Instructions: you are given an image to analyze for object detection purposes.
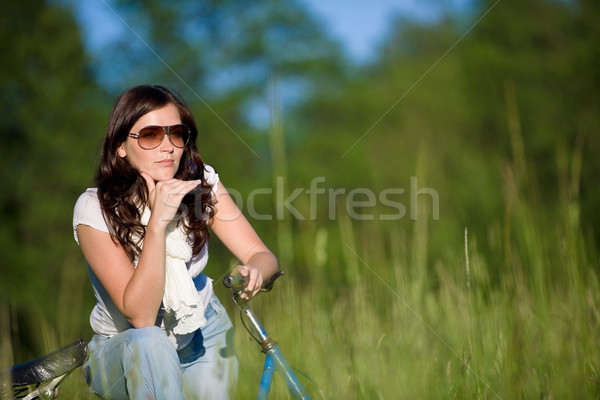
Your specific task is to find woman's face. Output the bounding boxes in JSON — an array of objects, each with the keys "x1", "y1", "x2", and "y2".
[{"x1": 117, "y1": 103, "x2": 185, "y2": 182}]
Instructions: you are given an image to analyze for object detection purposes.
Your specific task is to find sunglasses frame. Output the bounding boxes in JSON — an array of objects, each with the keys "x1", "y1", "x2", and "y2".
[{"x1": 128, "y1": 124, "x2": 191, "y2": 150}]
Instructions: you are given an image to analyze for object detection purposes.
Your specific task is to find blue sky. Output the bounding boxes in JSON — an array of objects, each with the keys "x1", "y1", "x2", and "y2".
[
  {"x1": 74, "y1": 0, "x2": 472, "y2": 63},
  {"x1": 299, "y1": 0, "x2": 472, "y2": 60}
]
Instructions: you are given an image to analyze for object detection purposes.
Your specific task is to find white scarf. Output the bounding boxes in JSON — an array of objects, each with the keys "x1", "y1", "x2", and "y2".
[{"x1": 140, "y1": 208, "x2": 206, "y2": 335}]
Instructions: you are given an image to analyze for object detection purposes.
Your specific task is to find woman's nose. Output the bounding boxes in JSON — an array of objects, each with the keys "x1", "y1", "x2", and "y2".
[{"x1": 160, "y1": 136, "x2": 174, "y2": 152}]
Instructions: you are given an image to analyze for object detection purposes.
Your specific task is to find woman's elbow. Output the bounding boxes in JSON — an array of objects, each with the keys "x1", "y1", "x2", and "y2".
[{"x1": 125, "y1": 307, "x2": 159, "y2": 328}]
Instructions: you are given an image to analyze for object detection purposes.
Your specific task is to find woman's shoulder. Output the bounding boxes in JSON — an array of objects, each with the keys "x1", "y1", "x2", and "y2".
[
  {"x1": 77, "y1": 187, "x2": 99, "y2": 198},
  {"x1": 73, "y1": 188, "x2": 108, "y2": 243},
  {"x1": 203, "y1": 164, "x2": 220, "y2": 193},
  {"x1": 74, "y1": 188, "x2": 100, "y2": 211},
  {"x1": 203, "y1": 164, "x2": 218, "y2": 182}
]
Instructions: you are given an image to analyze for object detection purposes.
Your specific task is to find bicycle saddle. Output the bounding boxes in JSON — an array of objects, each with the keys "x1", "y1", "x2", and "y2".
[{"x1": 1, "y1": 339, "x2": 87, "y2": 390}]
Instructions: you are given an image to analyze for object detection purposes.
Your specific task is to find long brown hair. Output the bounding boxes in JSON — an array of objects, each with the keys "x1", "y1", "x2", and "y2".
[{"x1": 95, "y1": 85, "x2": 215, "y2": 261}]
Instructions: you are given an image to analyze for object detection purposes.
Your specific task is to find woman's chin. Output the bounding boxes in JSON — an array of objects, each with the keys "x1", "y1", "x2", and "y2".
[{"x1": 149, "y1": 171, "x2": 176, "y2": 182}]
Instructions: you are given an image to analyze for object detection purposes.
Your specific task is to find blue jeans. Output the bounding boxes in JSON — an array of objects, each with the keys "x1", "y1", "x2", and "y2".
[{"x1": 83, "y1": 294, "x2": 238, "y2": 399}]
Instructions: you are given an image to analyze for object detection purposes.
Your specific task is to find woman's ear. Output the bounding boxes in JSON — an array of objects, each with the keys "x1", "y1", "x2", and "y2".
[{"x1": 117, "y1": 143, "x2": 127, "y2": 158}]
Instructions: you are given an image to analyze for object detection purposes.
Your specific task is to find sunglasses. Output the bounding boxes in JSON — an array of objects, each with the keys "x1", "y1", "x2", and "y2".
[{"x1": 128, "y1": 124, "x2": 191, "y2": 150}]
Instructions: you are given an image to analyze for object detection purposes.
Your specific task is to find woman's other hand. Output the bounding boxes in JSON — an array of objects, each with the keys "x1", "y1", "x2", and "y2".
[{"x1": 236, "y1": 265, "x2": 264, "y2": 300}]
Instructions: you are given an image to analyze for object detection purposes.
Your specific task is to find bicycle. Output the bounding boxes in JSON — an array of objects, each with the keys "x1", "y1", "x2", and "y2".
[
  {"x1": 1, "y1": 270, "x2": 319, "y2": 400},
  {"x1": 223, "y1": 270, "x2": 321, "y2": 400}
]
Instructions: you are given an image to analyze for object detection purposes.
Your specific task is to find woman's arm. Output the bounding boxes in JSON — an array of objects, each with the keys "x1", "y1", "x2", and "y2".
[
  {"x1": 78, "y1": 176, "x2": 202, "y2": 328},
  {"x1": 77, "y1": 224, "x2": 167, "y2": 328},
  {"x1": 209, "y1": 182, "x2": 279, "y2": 299}
]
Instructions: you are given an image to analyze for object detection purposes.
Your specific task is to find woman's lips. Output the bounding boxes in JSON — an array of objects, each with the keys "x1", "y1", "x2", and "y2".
[{"x1": 157, "y1": 159, "x2": 174, "y2": 167}]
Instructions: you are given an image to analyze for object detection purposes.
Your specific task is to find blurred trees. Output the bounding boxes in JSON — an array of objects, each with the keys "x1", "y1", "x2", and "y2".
[
  {"x1": 0, "y1": 0, "x2": 108, "y2": 357},
  {"x1": 292, "y1": 0, "x2": 600, "y2": 266},
  {"x1": 96, "y1": 0, "x2": 347, "y2": 95},
  {"x1": 462, "y1": 0, "x2": 600, "y2": 195},
  {"x1": 454, "y1": 0, "x2": 600, "y2": 259},
  {"x1": 89, "y1": 0, "x2": 348, "y2": 160}
]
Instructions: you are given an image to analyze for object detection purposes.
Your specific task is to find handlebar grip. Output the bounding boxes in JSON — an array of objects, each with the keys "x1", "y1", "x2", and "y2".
[
  {"x1": 222, "y1": 270, "x2": 285, "y2": 291},
  {"x1": 223, "y1": 275, "x2": 247, "y2": 289},
  {"x1": 260, "y1": 270, "x2": 284, "y2": 292}
]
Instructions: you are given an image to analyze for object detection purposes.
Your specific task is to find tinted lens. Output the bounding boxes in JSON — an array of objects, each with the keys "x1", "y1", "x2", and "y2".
[
  {"x1": 135, "y1": 125, "x2": 189, "y2": 149},
  {"x1": 168, "y1": 124, "x2": 189, "y2": 148},
  {"x1": 138, "y1": 126, "x2": 164, "y2": 149}
]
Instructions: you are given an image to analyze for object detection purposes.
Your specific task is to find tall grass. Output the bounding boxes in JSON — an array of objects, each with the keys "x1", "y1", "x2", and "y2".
[
  {"x1": 227, "y1": 167, "x2": 599, "y2": 398},
  {"x1": 221, "y1": 82, "x2": 600, "y2": 398}
]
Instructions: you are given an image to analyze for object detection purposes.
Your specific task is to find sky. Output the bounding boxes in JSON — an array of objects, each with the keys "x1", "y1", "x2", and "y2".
[
  {"x1": 74, "y1": 0, "x2": 473, "y2": 63},
  {"x1": 298, "y1": 0, "x2": 472, "y2": 61}
]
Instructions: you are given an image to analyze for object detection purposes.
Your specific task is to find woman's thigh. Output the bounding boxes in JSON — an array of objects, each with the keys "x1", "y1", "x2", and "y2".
[{"x1": 84, "y1": 326, "x2": 183, "y2": 400}]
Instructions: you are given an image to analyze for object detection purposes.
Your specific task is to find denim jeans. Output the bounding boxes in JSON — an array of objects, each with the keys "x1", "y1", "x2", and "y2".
[{"x1": 83, "y1": 294, "x2": 238, "y2": 399}]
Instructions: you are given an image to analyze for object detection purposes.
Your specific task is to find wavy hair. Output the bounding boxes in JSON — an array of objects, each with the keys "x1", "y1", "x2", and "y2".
[{"x1": 95, "y1": 85, "x2": 215, "y2": 261}]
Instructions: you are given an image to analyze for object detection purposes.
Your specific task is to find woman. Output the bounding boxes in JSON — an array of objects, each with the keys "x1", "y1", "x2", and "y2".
[{"x1": 73, "y1": 85, "x2": 278, "y2": 399}]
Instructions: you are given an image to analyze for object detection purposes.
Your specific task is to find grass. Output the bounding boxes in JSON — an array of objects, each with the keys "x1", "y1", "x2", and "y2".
[
  {"x1": 228, "y1": 209, "x2": 599, "y2": 399},
  {"x1": 225, "y1": 124, "x2": 600, "y2": 399}
]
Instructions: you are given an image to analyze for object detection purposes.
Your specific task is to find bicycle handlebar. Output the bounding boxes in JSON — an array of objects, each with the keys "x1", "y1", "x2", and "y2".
[{"x1": 223, "y1": 270, "x2": 285, "y2": 293}]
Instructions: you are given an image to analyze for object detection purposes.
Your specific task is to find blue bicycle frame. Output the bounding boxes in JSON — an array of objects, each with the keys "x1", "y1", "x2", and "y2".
[{"x1": 224, "y1": 272, "x2": 311, "y2": 400}]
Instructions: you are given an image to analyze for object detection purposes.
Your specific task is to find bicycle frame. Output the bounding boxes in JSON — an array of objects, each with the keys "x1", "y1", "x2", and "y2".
[{"x1": 224, "y1": 272, "x2": 311, "y2": 400}]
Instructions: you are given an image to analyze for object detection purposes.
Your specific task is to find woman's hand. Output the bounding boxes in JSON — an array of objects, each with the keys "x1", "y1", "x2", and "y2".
[
  {"x1": 236, "y1": 265, "x2": 264, "y2": 300},
  {"x1": 141, "y1": 172, "x2": 201, "y2": 230}
]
